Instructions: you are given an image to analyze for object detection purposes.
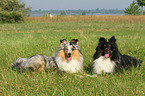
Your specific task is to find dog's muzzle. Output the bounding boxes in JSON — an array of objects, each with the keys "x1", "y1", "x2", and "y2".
[
  {"x1": 67, "y1": 53, "x2": 72, "y2": 61},
  {"x1": 105, "y1": 49, "x2": 110, "y2": 58}
]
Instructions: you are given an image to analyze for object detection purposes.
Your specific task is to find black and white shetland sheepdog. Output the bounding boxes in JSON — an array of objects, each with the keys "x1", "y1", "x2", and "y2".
[
  {"x1": 92, "y1": 36, "x2": 142, "y2": 74},
  {"x1": 55, "y1": 39, "x2": 83, "y2": 73}
]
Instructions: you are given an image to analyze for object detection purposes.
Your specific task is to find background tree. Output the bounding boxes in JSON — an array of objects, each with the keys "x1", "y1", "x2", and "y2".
[
  {"x1": 60, "y1": 11, "x2": 66, "y2": 16},
  {"x1": 96, "y1": 8, "x2": 100, "y2": 13},
  {"x1": 137, "y1": 0, "x2": 145, "y2": 15},
  {"x1": 82, "y1": 11, "x2": 86, "y2": 15},
  {"x1": 0, "y1": 0, "x2": 31, "y2": 23},
  {"x1": 124, "y1": 0, "x2": 141, "y2": 15}
]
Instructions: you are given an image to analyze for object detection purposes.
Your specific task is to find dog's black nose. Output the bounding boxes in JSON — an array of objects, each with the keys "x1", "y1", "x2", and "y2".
[{"x1": 68, "y1": 53, "x2": 71, "y2": 56}]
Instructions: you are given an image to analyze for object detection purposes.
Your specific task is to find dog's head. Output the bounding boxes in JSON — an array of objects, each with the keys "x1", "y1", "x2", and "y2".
[
  {"x1": 59, "y1": 39, "x2": 79, "y2": 61},
  {"x1": 97, "y1": 36, "x2": 117, "y2": 58}
]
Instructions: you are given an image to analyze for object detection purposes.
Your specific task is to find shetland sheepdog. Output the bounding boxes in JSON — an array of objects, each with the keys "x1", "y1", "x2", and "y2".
[
  {"x1": 55, "y1": 39, "x2": 83, "y2": 73},
  {"x1": 11, "y1": 54, "x2": 59, "y2": 72},
  {"x1": 92, "y1": 36, "x2": 142, "y2": 74}
]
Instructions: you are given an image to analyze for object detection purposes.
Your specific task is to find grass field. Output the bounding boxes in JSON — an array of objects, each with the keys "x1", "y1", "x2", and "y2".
[{"x1": 0, "y1": 16, "x2": 145, "y2": 95}]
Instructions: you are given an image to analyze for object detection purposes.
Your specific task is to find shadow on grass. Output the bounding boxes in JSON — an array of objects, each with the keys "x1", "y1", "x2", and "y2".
[{"x1": 84, "y1": 63, "x2": 93, "y2": 75}]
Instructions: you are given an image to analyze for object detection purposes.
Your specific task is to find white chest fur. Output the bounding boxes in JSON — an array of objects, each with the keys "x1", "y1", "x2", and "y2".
[
  {"x1": 92, "y1": 56, "x2": 116, "y2": 74},
  {"x1": 55, "y1": 56, "x2": 83, "y2": 73}
]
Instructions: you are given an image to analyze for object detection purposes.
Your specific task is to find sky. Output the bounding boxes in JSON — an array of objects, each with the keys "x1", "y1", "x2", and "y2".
[{"x1": 20, "y1": 0, "x2": 143, "y2": 10}]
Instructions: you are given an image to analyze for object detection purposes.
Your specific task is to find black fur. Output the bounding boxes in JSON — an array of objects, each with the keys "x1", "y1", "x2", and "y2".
[
  {"x1": 70, "y1": 39, "x2": 78, "y2": 45},
  {"x1": 93, "y1": 36, "x2": 142, "y2": 72},
  {"x1": 60, "y1": 39, "x2": 67, "y2": 43}
]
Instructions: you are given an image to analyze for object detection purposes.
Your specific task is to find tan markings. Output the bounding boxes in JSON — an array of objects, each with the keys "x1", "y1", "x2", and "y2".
[
  {"x1": 71, "y1": 40, "x2": 79, "y2": 45},
  {"x1": 38, "y1": 64, "x2": 45, "y2": 72},
  {"x1": 64, "y1": 47, "x2": 69, "y2": 56},
  {"x1": 109, "y1": 50, "x2": 113, "y2": 58},
  {"x1": 76, "y1": 42, "x2": 79, "y2": 45},
  {"x1": 60, "y1": 43, "x2": 63, "y2": 47},
  {"x1": 65, "y1": 47, "x2": 68, "y2": 51},
  {"x1": 58, "y1": 50, "x2": 66, "y2": 61},
  {"x1": 99, "y1": 50, "x2": 104, "y2": 56},
  {"x1": 60, "y1": 40, "x2": 67, "y2": 47},
  {"x1": 72, "y1": 50, "x2": 81, "y2": 61}
]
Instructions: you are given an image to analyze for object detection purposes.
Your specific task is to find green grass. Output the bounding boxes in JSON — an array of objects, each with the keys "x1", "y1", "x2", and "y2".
[{"x1": 0, "y1": 16, "x2": 145, "y2": 95}]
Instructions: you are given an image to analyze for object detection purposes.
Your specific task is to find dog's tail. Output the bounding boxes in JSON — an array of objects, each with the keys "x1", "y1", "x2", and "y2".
[
  {"x1": 11, "y1": 58, "x2": 27, "y2": 71},
  {"x1": 122, "y1": 55, "x2": 142, "y2": 69},
  {"x1": 132, "y1": 57, "x2": 142, "y2": 67}
]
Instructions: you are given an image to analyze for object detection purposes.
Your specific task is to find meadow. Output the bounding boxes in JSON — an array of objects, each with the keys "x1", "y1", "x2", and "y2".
[{"x1": 0, "y1": 15, "x2": 145, "y2": 95}]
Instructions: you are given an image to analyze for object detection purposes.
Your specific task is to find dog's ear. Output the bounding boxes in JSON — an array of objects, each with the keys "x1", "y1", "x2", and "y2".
[
  {"x1": 99, "y1": 37, "x2": 106, "y2": 43},
  {"x1": 71, "y1": 39, "x2": 79, "y2": 45},
  {"x1": 109, "y1": 36, "x2": 116, "y2": 43},
  {"x1": 60, "y1": 39, "x2": 67, "y2": 46},
  {"x1": 60, "y1": 39, "x2": 67, "y2": 43}
]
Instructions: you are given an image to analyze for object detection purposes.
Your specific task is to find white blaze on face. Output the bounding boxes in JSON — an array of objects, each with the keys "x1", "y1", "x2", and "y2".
[
  {"x1": 67, "y1": 42, "x2": 72, "y2": 61},
  {"x1": 68, "y1": 43, "x2": 72, "y2": 53}
]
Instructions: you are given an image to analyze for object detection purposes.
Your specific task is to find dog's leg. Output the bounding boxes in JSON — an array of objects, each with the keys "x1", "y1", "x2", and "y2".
[{"x1": 52, "y1": 57, "x2": 63, "y2": 75}]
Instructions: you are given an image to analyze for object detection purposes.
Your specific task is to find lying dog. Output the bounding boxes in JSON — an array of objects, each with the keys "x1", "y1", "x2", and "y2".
[
  {"x1": 11, "y1": 54, "x2": 59, "y2": 72},
  {"x1": 92, "y1": 36, "x2": 142, "y2": 74}
]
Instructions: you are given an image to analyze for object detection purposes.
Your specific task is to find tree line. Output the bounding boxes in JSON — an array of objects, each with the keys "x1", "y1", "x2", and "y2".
[{"x1": 30, "y1": 8, "x2": 124, "y2": 16}]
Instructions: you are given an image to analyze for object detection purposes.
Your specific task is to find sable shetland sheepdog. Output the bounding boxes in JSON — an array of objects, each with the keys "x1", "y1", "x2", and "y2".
[
  {"x1": 92, "y1": 36, "x2": 142, "y2": 74},
  {"x1": 11, "y1": 54, "x2": 59, "y2": 72},
  {"x1": 55, "y1": 39, "x2": 83, "y2": 73}
]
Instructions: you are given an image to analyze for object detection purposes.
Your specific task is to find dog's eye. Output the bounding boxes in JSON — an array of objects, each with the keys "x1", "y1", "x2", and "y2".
[
  {"x1": 72, "y1": 48, "x2": 74, "y2": 51},
  {"x1": 72, "y1": 46, "x2": 76, "y2": 48},
  {"x1": 71, "y1": 46, "x2": 76, "y2": 51},
  {"x1": 65, "y1": 48, "x2": 68, "y2": 50}
]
